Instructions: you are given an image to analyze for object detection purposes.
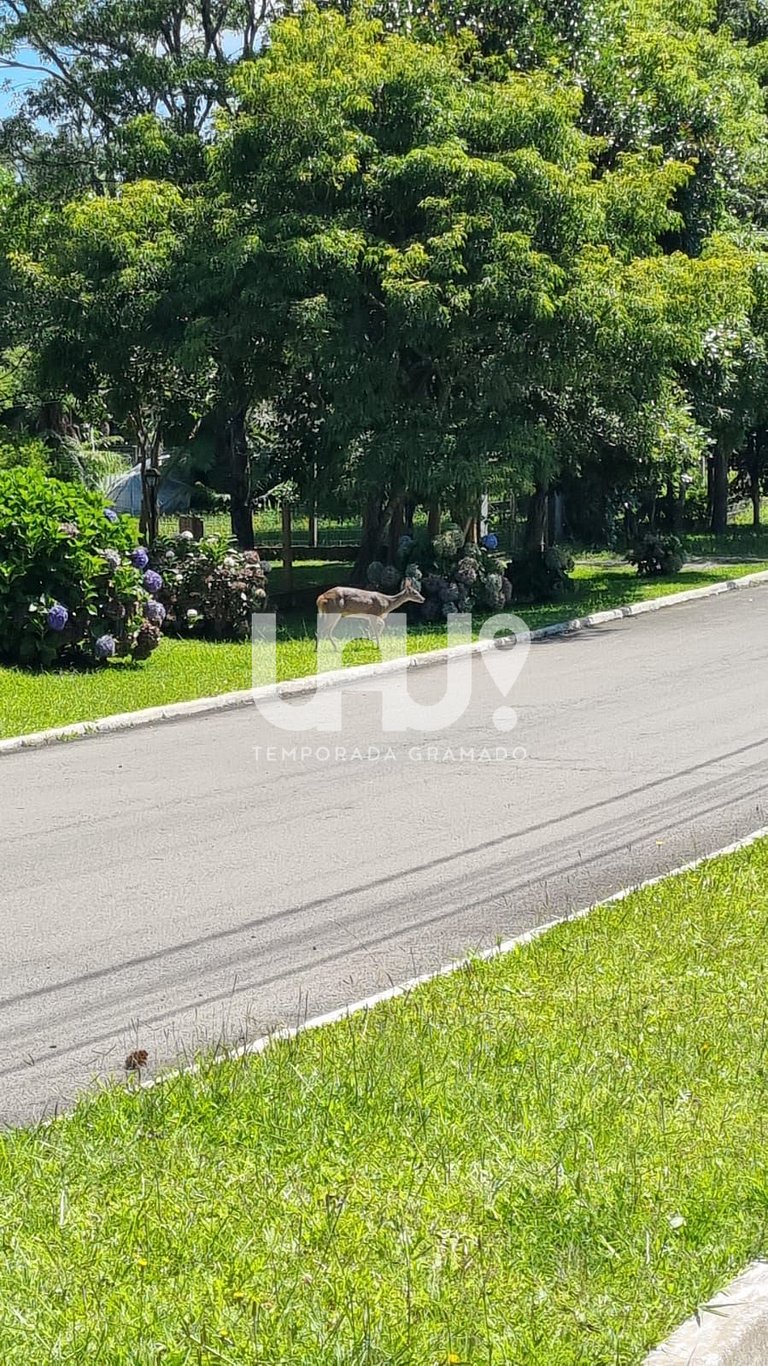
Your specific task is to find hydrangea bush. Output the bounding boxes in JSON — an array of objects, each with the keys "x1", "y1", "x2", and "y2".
[
  {"x1": 0, "y1": 469, "x2": 162, "y2": 667},
  {"x1": 150, "y1": 532, "x2": 269, "y2": 639},
  {"x1": 368, "y1": 527, "x2": 511, "y2": 622}
]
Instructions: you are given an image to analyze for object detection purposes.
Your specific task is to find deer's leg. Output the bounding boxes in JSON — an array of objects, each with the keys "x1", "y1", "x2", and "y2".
[
  {"x1": 321, "y1": 613, "x2": 341, "y2": 651},
  {"x1": 348, "y1": 614, "x2": 374, "y2": 643}
]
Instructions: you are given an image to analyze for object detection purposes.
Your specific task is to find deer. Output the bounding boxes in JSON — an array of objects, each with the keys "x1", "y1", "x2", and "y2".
[{"x1": 316, "y1": 579, "x2": 425, "y2": 649}]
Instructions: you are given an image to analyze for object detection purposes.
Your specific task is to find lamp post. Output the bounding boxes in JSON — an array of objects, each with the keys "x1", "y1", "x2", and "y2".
[{"x1": 143, "y1": 464, "x2": 160, "y2": 547}]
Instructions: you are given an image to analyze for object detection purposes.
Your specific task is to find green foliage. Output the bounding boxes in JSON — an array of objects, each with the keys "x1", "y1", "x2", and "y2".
[
  {"x1": 0, "y1": 430, "x2": 49, "y2": 474},
  {"x1": 0, "y1": 470, "x2": 160, "y2": 667},
  {"x1": 209, "y1": 5, "x2": 743, "y2": 534},
  {"x1": 151, "y1": 532, "x2": 269, "y2": 639},
  {"x1": 506, "y1": 546, "x2": 576, "y2": 602},
  {"x1": 628, "y1": 532, "x2": 687, "y2": 576},
  {"x1": 11, "y1": 181, "x2": 194, "y2": 466},
  {"x1": 48, "y1": 436, "x2": 132, "y2": 490},
  {"x1": 4, "y1": 0, "x2": 768, "y2": 546}
]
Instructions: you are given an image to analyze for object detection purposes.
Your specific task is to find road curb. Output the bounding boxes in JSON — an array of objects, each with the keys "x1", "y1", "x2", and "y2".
[
  {"x1": 147, "y1": 823, "x2": 768, "y2": 1082},
  {"x1": 3, "y1": 568, "x2": 768, "y2": 756},
  {"x1": 644, "y1": 1261, "x2": 768, "y2": 1365}
]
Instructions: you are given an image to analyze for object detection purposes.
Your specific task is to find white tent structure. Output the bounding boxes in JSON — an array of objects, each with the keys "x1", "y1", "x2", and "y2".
[{"x1": 107, "y1": 465, "x2": 192, "y2": 516}]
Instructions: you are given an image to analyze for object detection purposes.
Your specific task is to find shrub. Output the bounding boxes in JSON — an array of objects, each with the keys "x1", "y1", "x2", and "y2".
[
  {"x1": 0, "y1": 469, "x2": 161, "y2": 667},
  {"x1": 370, "y1": 528, "x2": 511, "y2": 620},
  {"x1": 627, "y1": 533, "x2": 686, "y2": 577},
  {"x1": 151, "y1": 533, "x2": 269, "y2": 639},
  {"x1": 0, "y1": 431, "x2": 50, "y2": 476},
  {"x1": 506, "y1": 546, "x2": 575, "y2": 602}
]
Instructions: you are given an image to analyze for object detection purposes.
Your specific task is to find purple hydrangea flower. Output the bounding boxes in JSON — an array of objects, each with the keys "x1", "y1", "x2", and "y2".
[
  {"x1": 47, "y1": 602, "x2": 69, "y2": 632},
  {"x1": 131, "y1": 547, "x2": 149, "y2": 571},
  {"x1": 144, "y1": 599, "x2": 166, "y2": 626},
  {"x1": 104, "y1": 508, "x2": 119, "y2": 524},
  {"x1": 94, "y1": 634, "x2": 116, "y2": 661},
  {"x1": 102, "y1": 548, "x2": 121, "y2": 571},
  {"x1": 143, "y1": 569, "x2": 163, "y2": 594},
  {"x1": 482, "y1": 534, "x2": 499, "y2": 552}
]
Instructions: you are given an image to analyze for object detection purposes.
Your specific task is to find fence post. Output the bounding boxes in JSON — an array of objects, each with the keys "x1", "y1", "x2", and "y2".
[
  {"x1": 178, "y1": 514, "x2": 204, "y2": 541},
  {"x1": 308, "y1": 500, "x2": 319, "y2": 550},
  {"x1": 282, "y1": 501, "x2": 294, "y2": 597}
]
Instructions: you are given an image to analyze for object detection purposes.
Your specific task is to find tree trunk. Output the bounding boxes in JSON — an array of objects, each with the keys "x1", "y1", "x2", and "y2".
[
  {"x1": 353, "y1": 493, "x2": 386, "y2": 583},
  {"x1": 387, "y1": 499, "x2": 405, "y2": 563},
  {"x1": 525, "y1": 483, "x2": 548, "y2": 553},
  {"x1": 710, "y1": 439, "x2": 730, "y2": 536},
  {"x1": 221, "y1": 408, "x2": 253, "y2": 550},
  {"x1": 37, "y1": 400, "x2": 77, "y2": 443},
  {"x1": 547, "y1": 490, "x2": 564, "y2": 545},
  {"x1": 672, "y1": 482, "x2": 687, "y2": 535},
  {"x1": 749, "y1": 435, "x2": 762, "y2": 529},
  {"x1": 664, "y1": 480, "x2": 682, "y2": 533},
  {"x1": 427, "y1": 501, "x2": 441, "y2": 540},
  {"x1": 307, "y1": 496, "x2": 319, "y2": 550},
  {"x1": 136, "y1": 423, "x2": 161, "y2": 545}
]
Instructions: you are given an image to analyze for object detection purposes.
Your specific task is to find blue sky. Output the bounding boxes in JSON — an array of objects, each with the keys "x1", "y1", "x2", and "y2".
[{"x1": 0, "y1": 45, "x2": 47, "y2": 117}]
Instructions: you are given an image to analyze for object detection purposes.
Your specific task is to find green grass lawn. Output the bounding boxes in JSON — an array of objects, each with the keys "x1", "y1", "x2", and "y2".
[
  {"x1": 0, "y1": 560, "x2": 765, "y2": 739},
  {"x1": 3, "y1": 839, "x2": 768, "y2": 1363},
  {"x1": 268, "y1": 558, "x2": 355, "y2": 595},
  {"x1": 160, "y1": 510, "x2": 363, "y2": 546},
  {"x1": 682, "y1": 525, "x2": 768, "y2": 559}
]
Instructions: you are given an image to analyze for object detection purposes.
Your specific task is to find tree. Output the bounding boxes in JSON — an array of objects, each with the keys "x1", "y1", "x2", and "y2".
[
  {"x1": 689, "y1": 290, "x2": 768, "y2": 532},
  {"x1": 12, "y1": 179, "x2": 195, "y2": 531},
  {"x1": 0, "y1": 0, "x2": 282, "y2": 198},
  {"x1": 211, "y1": 7, "x2": 753, "y2": 568}
]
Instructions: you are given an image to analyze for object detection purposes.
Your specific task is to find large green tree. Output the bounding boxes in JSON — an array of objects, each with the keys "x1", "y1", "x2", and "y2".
[
  {"x1": 4, "y1": 0, "x2": 766, "y2": 550},
  {"x1": 208, "y1": 7, "x2": 752, "y2": 562}
]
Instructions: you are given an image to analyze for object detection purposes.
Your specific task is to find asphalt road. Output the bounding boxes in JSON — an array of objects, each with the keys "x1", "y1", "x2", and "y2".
[{"x1": 1, "y1": 586, "x2": 768, "y2": 1126}]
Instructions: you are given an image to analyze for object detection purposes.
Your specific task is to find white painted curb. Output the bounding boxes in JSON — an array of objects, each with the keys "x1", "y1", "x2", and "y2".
[
  {"x1": 146, "y1": 824, "x2": 768, "y2": 1083},
  {"x1": 644, "y1": 1261, "x2": 768, "y2": 1365},
  {"x1": 3, "y1": 568, "x2": 768, "y2": 756}
]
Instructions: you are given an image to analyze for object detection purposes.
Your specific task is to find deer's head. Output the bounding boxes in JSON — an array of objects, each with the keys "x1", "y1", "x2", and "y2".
[{"x1": 402, "y1": 578, "x2": 425, "y2": 605}]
